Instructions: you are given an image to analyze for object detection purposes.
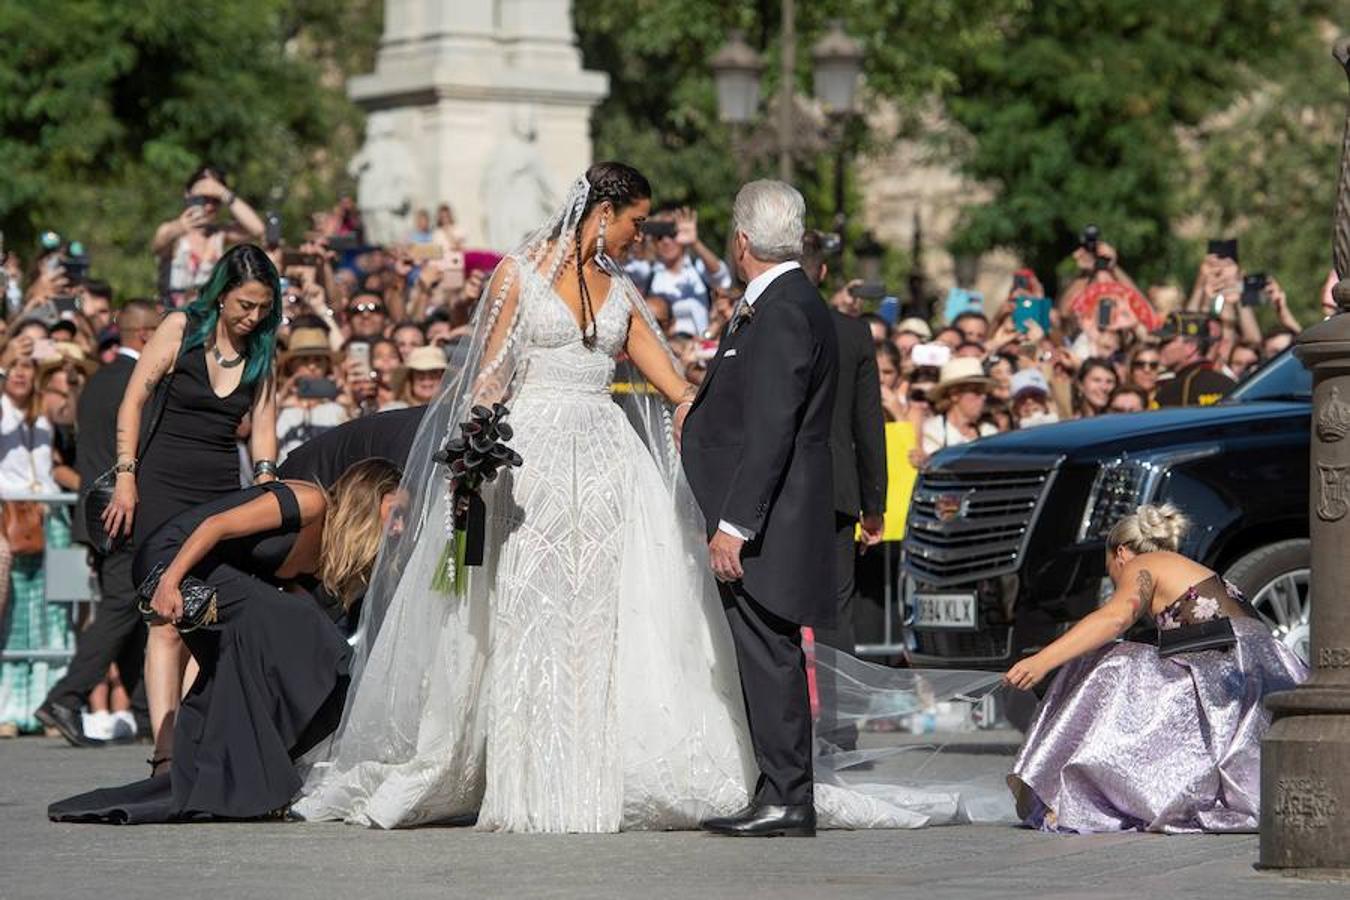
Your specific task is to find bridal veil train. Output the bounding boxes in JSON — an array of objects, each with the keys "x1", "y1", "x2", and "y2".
[{"x1": 293, "y1": 165, "x2": 1009, "y2": 832}]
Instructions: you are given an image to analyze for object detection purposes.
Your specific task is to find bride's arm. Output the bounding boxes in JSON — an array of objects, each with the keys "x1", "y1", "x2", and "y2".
[
  {"x1": 473, "y1": 260, "x2": 524, "y2": 400},
  {"x1": 624, "y1": 307, "x2": 696, "y2": 406}
]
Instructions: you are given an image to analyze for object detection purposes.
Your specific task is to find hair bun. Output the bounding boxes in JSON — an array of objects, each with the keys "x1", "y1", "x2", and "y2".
[{"x1": 1135, "y1": 503, "x2": 1188, "y2": 552}]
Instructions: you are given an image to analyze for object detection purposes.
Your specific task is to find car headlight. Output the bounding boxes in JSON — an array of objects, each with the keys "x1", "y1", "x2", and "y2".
[{"x1": 1077, "y1": 447, "x2": 1220, "y2": 543}]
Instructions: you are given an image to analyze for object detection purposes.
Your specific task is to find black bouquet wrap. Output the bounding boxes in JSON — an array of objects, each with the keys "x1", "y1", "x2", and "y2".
[{"x1": 431, "y1": 403, "x2": 523, "y2": 593}]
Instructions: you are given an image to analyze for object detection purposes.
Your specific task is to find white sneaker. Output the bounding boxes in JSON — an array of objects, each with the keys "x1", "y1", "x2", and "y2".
[
  {"x1": 111, "y1": 710, "x2": 137, "y2": 741},
  {"x1": 81, "y1": 710, "x2": 114, "y2": 741}
]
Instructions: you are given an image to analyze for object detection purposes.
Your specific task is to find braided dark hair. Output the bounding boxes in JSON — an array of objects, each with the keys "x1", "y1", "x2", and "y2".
[{"x1": 573, "y1": 161, "x2": 651, "y2": 349}]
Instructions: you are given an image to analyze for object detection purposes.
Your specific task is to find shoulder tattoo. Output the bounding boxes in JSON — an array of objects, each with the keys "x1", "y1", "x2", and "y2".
[{"x1": 1130, "y1": 568, "x2": 1156, "y2": 621}]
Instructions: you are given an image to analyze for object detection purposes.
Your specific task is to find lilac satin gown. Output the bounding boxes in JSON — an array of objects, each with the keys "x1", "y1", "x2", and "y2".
[{"x1": 1008, "y1": 575, "x2": 1307, "y2": 834}]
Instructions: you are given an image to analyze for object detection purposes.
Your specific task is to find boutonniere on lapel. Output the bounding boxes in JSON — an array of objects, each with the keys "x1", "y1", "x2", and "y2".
[{"x1": 731, "y1": 301, "x2": 755, "y2": 334}]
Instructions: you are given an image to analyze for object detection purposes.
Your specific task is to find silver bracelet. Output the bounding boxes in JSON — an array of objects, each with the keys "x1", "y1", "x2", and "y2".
[
  {"x1": 252, "y1": 459, "x2": 278, "y2": 481},
  {"x1": 221, "y1": 189, "x2": 237, "y2": 206}
]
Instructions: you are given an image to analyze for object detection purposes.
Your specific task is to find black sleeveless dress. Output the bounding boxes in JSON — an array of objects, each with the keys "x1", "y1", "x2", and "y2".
[
  {"x1": 49, "y1": 483, "x2": 351, "y2": 824},
  {"x1": 133, "y1": 342, "x2": 253, "y2": 548}
]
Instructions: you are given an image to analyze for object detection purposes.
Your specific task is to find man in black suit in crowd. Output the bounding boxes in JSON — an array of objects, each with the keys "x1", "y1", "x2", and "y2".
[
  {"x1": 682, "y1": 181, "x2": 839, "y2": 837},
  {"x1": 798, "y1": 231, "x2": 887, "y2": 753},
  {"x1": 38, "y1": 301, "x2": 162, "y2": 745}
]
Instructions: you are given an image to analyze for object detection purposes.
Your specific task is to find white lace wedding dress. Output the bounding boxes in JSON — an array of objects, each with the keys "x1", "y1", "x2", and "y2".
[{"x1": 294, "y1": 265, "x2": 999, "y2": 832}]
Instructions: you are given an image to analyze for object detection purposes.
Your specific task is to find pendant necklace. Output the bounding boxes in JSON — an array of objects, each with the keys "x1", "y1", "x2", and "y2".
[{"x1": 212, "y1": 342, "x2": 245, "y2": 369}]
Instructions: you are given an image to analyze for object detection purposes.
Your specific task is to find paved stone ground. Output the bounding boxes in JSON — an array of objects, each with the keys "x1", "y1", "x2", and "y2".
[{"x1": 3, "y1": 737, "x2": 1347, "y2": 900}]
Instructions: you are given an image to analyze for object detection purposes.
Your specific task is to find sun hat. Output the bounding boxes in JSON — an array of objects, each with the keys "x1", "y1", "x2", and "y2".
[
  {"x1": 390, "y1": 344, "x2": 449, "y2": 394},
  {"x1": 896, "y1": 317, "x2": 933, "y2": 340},
  {"x1": 930, "y1": 357, "x2": 996, "y2": 404},
  {"x1": 278, "y1": 327, "x2": 340, "y2": 369}
]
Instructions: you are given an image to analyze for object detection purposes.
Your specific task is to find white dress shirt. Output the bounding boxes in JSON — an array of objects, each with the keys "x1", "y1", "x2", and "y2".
[{"x1": 717, "y1": 260, "x2": 802, "y2": 542}]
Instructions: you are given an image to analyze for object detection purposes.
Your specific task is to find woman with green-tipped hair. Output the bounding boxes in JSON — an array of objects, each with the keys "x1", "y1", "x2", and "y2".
[{"x1": 102, "y1": 242, "x2": 282, "y2": 775}]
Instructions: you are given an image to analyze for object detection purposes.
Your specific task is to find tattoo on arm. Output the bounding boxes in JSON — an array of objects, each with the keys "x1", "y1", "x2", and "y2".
[{"x1": 1128, "y1": 569, "x2": 1156, "y2": 624}]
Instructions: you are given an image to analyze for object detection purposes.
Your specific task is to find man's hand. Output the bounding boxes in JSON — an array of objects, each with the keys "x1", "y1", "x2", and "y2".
[
  {"x1": 859, "y1": 514, "x2": 885, "y2": 550},
  {"x1": 708, "y1": 530, "x2": 745, "y2": 582}
]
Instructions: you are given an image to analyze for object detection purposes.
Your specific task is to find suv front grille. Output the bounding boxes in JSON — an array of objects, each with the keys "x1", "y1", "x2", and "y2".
[{"x1": 904, "y1": 467, "x2": 1053, "y2": 586}]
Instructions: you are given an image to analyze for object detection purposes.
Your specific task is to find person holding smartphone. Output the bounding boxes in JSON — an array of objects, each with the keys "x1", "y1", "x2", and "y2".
[
  {"x1": 152, "y1": 167, "x2": 265, "y2": 304},
  {"x1": 624, "y1": 207, "x2": 731, "y2": 337},
  {"x1": 275, "y1": 328, "x2": 349, "y2": 463}
]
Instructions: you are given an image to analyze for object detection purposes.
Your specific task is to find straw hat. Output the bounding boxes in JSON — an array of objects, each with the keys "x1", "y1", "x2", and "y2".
[
  {"x1": 930, "y1": 357, "x2": 995, "y2": 404},
  {"x1": 896, "y1": 317, "x2": 933, "y2": 340},
  {"x1": 278, "y1": 327, "x2": 340, "y2": 370},
  {"x1": 38, "y1": 342, "x2": 98, "y2": 378},
  {"x1": 390, "y1": 345, "x2": 448, "y2": 394}
]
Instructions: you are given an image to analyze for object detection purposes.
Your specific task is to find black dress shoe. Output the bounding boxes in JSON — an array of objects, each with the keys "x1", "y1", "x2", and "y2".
[
  {"x1": 35, "y1": 702, "x2": 104, "y2": 748},
  {"x1": 702, "y1": 802, "x2": 816, "y2": 837}
]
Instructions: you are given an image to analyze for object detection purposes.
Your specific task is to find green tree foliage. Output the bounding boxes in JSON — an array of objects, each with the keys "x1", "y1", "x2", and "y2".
[
  {"x1": 1192, "y1": 32, "x2": 1347, "y2": 315},
  {"x1": 942, "y1": 0, "x2": 1339, "y2": 307},
  {"x1": 574, "y1": 0, "x2": 1019, "y2": 252},
  {"x1": 0, "y1": 0, "x2": 379, "y2": 297}
]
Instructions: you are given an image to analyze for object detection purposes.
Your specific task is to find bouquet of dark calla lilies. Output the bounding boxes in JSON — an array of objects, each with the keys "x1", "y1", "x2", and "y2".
[{"x1": 431, "y1": 403, "x2": 523, "y2": 595}]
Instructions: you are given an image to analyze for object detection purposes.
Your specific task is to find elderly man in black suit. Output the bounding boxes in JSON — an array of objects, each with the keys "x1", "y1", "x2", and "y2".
[
  {"x1": 798, "y1": 231, "x2": 887, "y2": 754},
  {"x1": 682, "y1": 181, "x2": 839, "y2": 837},
  {"x1": 38, "y1": 301, "x2": 163, "y2": 745}
]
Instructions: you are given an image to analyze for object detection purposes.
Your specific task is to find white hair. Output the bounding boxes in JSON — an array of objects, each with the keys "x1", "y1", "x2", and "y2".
[{"x1": 732, "y1": 180, "x2": 806, "y2": 263}]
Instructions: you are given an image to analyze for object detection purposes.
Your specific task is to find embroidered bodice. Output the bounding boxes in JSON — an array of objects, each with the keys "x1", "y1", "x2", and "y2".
[
  {"x1": 1154, "y1": 574, "x2": 1253, "y2": 632},
  {"x1": 515, "y1": 267, "x2": 630, "y2": 399}
]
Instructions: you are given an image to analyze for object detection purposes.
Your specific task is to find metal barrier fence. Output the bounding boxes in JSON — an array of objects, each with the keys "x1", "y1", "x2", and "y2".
[{"x1": 0, "y1": 492, "x2": 96, "y2": 665}]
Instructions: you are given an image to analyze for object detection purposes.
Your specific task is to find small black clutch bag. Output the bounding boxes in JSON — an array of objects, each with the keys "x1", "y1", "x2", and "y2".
[
  {"x1": 1156, "y1": 617, "x2": 1237, "y2": 658},
  {"x1": 136, "y1": 562, "x2": 219, "y2": 633},
  {"x1": 83, "y1": 469, "x2": 126, "y2": 556}
]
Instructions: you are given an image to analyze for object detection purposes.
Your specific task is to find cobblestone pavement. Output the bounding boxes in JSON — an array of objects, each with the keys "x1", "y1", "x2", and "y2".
[{"x1": 3, "y1": 738, "x2": 1347, "y2": 900}]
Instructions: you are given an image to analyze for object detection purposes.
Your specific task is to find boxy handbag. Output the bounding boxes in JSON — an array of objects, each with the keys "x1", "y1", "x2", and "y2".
[{"x1": 1156, "y1": 617, "x2": 1237, "y2": 658}]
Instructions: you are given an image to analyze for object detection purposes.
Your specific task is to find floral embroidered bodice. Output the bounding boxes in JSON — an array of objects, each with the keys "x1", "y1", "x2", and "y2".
[{"x1": 1155, "y1": 574, "x2": 1253, "y2": 632}]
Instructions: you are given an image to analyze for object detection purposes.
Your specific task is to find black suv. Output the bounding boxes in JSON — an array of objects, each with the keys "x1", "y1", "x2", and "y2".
[{"x1": 903, "y1": 350, "x2": 1312, "y2": 671}]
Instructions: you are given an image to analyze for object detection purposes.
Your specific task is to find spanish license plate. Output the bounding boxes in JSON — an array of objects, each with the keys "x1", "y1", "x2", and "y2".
[{"x1": 913, "y1": 593, "x2": 977, "y2": 630}]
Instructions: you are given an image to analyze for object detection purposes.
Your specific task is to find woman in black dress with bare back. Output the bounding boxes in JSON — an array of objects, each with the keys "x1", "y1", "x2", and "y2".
[
  {"x1": 102, "y1": 244, "x2": 281, "y2": 774},
  {"x1": 50, "y1": 459, "x2": 403, "y2": 823}
]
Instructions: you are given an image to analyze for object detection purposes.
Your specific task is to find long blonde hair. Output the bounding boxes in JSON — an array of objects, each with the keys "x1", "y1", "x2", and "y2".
[
  {"x1": 317, "y1": 458, "x2": 403, "y2": 608},
  {"x1": 1107, "y1": 503, "x2": 1190, "y2": 555}
]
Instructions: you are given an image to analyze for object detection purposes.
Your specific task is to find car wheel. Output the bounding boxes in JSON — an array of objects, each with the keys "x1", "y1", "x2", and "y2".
[{"x1": 1223, "y1": 539, "x2": 1311, "y2": 665}]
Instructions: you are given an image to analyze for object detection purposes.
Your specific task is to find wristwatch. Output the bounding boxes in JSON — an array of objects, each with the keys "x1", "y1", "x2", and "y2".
[{"x1": 114, "y1": 459, "x2": 137, "y2": 475}]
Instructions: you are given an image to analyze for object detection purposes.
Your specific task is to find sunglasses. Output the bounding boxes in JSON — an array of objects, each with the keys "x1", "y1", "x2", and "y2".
[
  {"x1": 1131, "y1": 360, "x2": 1161, "y2": 370},
  {"x1": 349, "y1": 302, "x2": 387, "y2": 315}
]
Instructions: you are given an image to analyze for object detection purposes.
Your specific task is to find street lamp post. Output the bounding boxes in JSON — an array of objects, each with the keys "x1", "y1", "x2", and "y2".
[
  {"x1": 710, "y1": 30, "x2": 763, "y2": 183},
  {"x1": 1259, "y1": 36, "x2": 1350, "y2": 872},
  {"x1": 812, "y1": 19, "x2": 864, "y2": 232}
]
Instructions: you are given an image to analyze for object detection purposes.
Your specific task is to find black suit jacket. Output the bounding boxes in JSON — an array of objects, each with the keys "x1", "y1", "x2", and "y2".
[
  {"x1": 682, "y1": 267, "x2": 840, "y2": 627},
  {"x1": 72, "y1": 354, "x2": 137, "y2": 546},
  {"x1": 829, "y1": 311, "x2": 887, "y2": 520}
]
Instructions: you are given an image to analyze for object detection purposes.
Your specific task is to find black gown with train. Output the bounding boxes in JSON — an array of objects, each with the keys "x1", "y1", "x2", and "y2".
[
  {"x1": 134, "y1": 341, "x2": 253, "y2": 548},
  {"x1": 49, "y1": 482, "x2": 351, "y2": 824}
]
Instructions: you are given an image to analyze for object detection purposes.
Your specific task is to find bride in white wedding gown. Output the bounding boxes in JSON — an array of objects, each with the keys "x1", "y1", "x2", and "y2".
[{"x1": 294, "y1": 164, "x2": 1008, "y2": 832}]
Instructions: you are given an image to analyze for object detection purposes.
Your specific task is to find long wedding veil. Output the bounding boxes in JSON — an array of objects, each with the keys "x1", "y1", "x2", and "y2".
[{"x1": 299, "y1": 174, "x2": 1018, "y2": 828}]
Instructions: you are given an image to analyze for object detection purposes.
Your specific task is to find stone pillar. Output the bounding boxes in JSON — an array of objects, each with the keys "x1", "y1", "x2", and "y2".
[
  {"x1": 346, "y1": 0, "x2": 608, "y2": 248},
  {"x1": 1259, "y1": 36, "x2": 1350, "y2": 873}
]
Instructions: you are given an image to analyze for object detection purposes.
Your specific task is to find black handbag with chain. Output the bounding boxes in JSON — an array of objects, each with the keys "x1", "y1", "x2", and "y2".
[
  {"x1": 1156, "y1": 617, "x2": 1237, "y2": 658},
  {"x1": 136, "y1": 562, "x2": 219, "y2": 633}
]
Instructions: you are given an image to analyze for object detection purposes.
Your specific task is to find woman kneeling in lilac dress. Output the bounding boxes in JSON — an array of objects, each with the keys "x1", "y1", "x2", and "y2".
[{"x1": 1005, "y1": 503, "x2": 1307, "y2": 833}]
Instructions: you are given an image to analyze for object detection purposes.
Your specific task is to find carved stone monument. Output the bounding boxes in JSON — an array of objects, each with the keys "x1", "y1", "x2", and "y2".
[
  {"x1": 1259, "y1": 36, "x2": 1350, "y2": 873},
  {"x1": 347, "y1": 0, "x2": 608, "y2": 248}
]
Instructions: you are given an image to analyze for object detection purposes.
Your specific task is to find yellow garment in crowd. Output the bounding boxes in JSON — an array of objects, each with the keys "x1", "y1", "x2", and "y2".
[{"x1": 860, "y1": 421, "x2": 920, "y2": 542}]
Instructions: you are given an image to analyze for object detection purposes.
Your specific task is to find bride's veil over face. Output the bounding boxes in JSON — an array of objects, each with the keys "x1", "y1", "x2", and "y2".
[{"x1": 306, "y1": 172, "x2": 686, "y2": 770}]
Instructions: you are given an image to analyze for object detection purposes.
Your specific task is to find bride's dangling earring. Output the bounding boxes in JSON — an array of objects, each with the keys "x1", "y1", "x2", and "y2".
[{"x1": 595, "y1": 214, "x2": 609, "y2": 268}]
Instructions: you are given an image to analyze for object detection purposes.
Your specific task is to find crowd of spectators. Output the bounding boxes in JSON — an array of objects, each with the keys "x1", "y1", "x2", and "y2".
[{"x1": 0, "y1": 164, "x2": 1336, "y2": 738}]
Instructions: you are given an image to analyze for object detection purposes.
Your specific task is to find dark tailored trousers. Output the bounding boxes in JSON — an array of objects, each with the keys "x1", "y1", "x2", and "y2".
[
  {"x1": 45, "y1": 546, "x2": 147, "y2": 715},
  {"x1": 720, "y1": 580, "x2": 814, "y2": 808},
  {"x1": 810, "y1": 513, "x2": 861, "y2": 752}
]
